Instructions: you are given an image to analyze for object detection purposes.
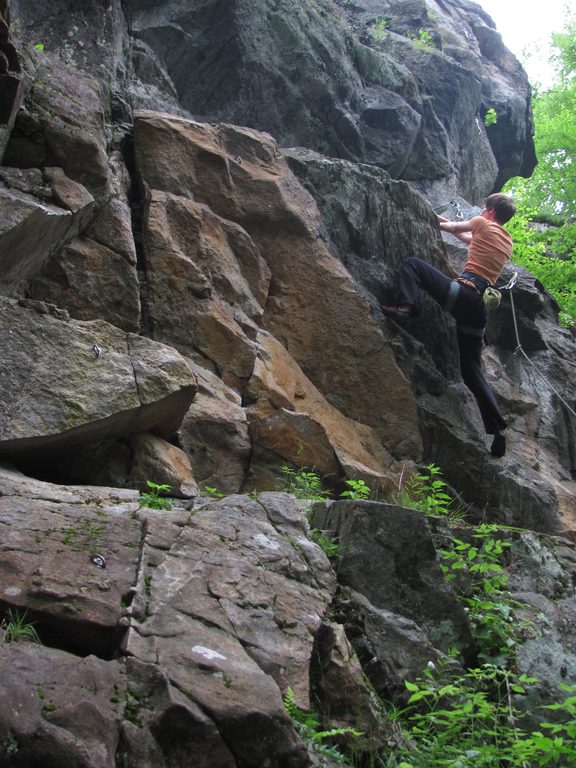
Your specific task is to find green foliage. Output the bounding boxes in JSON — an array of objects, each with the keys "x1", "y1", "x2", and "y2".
[
  {"x1": 139, "y1": 481, "x2": 173, "y2": 510},
  {"x1": 504, "y1": 15, "x2": 576, "y2": 328},
  {"x1": 34, "y1": 43, "x2": 45, "y2": 51},
  {"x1": 393, "y1": 464, "x2": 464, "y2": 522},
  {"x1": 440, "y1": 525, "x2": 517, "y2": 666},
  {"x1": 279, "y1": 465, "x2": 329, "y2": 500},
  {"x1": 340, "y1": 478, "x2": 372, "y2": 500},
  {"x1": 484, "y1": 107, "x2": 497, "y2": 126},
  {"x1": 1, "y1": 609, "x2": 41, "y2": 644},
  {"x1": 201, "y1": 485, "x2": 225, "y2": 499},
  {"x1": 503, "y1": 195, "x2": 576, "y2": 326},
  {"x1": 387, "y1": 525, "x2": 576, "y2": 766},
  {"x1": 310, "y1": 529, "x2": 340, "y2": 558},
  {"x1": 371, "y1": 17, "x2": 389, "y2": 42},
  {"x1": 283, "y1": 687, "x2": 361, "y2": 765},
  {"x1": 407, "y1": 28, "x2": 435, "y2": 51},
  {"x1": 389, "y1": 667, "x2": 576, "y2": 767}
]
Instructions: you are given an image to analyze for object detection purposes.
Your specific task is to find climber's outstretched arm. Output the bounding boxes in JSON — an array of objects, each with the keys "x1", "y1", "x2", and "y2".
[{"x1": 438, "y1": 217, "x2": 473, "y2": 245}]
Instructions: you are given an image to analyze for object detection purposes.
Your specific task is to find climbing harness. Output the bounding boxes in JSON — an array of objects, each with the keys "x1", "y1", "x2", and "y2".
[{"x1": 500, "y1": 272, "x2": 576, "y2": 419}]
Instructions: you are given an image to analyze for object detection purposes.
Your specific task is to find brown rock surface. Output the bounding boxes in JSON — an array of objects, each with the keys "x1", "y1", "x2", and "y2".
[{"x1": 134, "y1": 111, "x2": 421, "y2": 458}]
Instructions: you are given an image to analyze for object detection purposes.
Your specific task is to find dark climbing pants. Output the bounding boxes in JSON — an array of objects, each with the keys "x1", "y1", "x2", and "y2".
[{"x1": 395, "y1": 257, "x2": 506, "y2": 435}]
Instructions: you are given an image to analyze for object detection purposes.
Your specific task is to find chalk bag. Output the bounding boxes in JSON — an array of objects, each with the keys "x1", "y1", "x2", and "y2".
[{"x1": 483, "y1": 287, "x2": 501, "y2": 311}]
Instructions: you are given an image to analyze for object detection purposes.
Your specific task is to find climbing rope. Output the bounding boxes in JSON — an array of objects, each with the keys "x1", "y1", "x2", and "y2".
[{"x1": 500, "y1": 272, "x2": 576, "y2": 419}]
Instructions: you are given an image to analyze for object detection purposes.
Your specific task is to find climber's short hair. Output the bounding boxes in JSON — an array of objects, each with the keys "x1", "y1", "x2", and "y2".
[{"x1": 484, "y1": 193, "x2": 516, "y2": 225}]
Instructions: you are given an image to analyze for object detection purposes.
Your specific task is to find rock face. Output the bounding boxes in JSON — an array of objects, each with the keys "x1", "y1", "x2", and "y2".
[
  {"x1": 0, "y1": 0, "x2": 575, "y2": 764},
  {"x1": 0, "y1": 0, "x2": 572, "y2": 527},
  {"x1": 0, "y1": 297, "x2": 197, "y2": 458},
  {"x1": 121, "y1": 0, "x2": 535, "y2": 203},
  {"x1": 3, "y1": 469, "x2": 576, "y2": 767}
]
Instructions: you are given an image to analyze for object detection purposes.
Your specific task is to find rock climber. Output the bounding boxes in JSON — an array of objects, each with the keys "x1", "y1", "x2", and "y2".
[{"x1": 382, "y1": 192, "x2": 516, "y2": 458}]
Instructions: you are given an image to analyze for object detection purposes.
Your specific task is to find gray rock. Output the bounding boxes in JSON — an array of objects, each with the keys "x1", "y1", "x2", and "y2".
[
  {"x1": 0, "y1": 464, "x2": 141, "y2": 655},
  {"x1": 0, "y1": 297, "x2": 197, "y2": 458},
  {"x1": 4, "y1": 54, "x2": 111, "y2": 199},
  {"x1": 330, "y1": 586, "x2": 444, "y2": 703},
  {"x1": 310, "y1": 500, "x2": 473, "y2": 655},
  {"x1": 0, "y1": 644, "x2": 125, "y2": 768},
  {"x1": 0, "y1": 178, "x2": 92, "y2": 296}
]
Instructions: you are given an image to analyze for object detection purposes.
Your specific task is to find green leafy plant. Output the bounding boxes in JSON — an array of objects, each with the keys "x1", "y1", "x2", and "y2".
[
  {"x1": 34, "y1": 43, "x2": 45, "y2": 51},
  {"x1": 201, "y1": 485, "x2": 225, "y2": 499},
  {"x1": 283, "y1": 687, "x2": 360, "y2": 764},
  {"x1": 392, "y1": 663, "x2": 537, "y2": 767},
  {"x1": 393, "y1": 463, "x2": 464, "y2": 521},
  {"x1": 139, "y1": 481, "x2": 172, "y2": 510},
  {"x1": 408, "y1": 28, "x2": 435, "y2": 51},
  {"x1": 340, "y1": 478, "x2": 372, "y2": 500},
  {"x1": 439, "y1": 524, "x2": 521, "y2": 666},
  {"x1": 371, "y1": 17, "x2": 389, "y2": 42},
  {"x1": 389, "y1": 665, "x2": 576, "y2": 767},
  {"x1": 279, "y1": 465, "x2": 329, "y2": 501},
  {"x1": 310, "y1": 529, "x2": 340, "y2": 558},
  {"x1": 502, "y1": 17, "x2": 576, "y2": 329},
  {"x1": 484, "y1": 107, "x2": 498, "y2": 126},
  {"x1": 1, "y1": 609, "x2": 41, "y2": 644},
  {"x1": 387, "y1": 520, "x2": 576, "y2": 766},
  {"x1": 503, "y1": 196, "x2": 576, "y2": 327}
]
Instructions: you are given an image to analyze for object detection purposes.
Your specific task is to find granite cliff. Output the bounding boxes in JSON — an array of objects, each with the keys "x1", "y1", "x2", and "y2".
[{"x1": 0, "y1": 0, "x2": 575, "y2": 765}]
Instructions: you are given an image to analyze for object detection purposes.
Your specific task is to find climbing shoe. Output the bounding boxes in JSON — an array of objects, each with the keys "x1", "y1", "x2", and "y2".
[
  {"x1": 382, "y1": 305, "x2": 414, "y2": 319},
  {"x1": 490, "y1": 431, "x2": 506, "y2": 458}
]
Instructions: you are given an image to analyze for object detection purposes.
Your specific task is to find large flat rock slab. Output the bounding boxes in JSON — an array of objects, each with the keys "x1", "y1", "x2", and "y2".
[
  {"x1": 0, "y1": 465, "x2": 142, "y2": 656},
  {"x1": 0, "y1": 298, "x2": 197, "y2": 457}
]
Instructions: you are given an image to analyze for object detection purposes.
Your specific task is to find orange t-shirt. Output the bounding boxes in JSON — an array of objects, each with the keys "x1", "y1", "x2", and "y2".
[{"x1": 462, "y1": 216, "x2": 513, "y2": 285}]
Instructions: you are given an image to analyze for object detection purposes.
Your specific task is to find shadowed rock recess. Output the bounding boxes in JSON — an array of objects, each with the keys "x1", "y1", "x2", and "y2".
[{"x1": 0, "y1": 0, "x2": 575, "y2": 765}]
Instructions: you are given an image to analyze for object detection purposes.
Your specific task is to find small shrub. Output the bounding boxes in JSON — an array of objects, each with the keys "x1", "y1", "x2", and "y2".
[
  {"x1": 440, "y1": 524, "x2": 522, "y2": 666},
  {"x1": 484, "y1": 107, "x2": 498, "y2": 126},
  {"x1": 283, "y1": 687, "x2": 360, "y2": 764},
  {"x1": 310, "y1": 529, "x2": 340, "y2": 558},
  {"x1": 201, "y1": 485, "x2": 224, "y2": 499},
  {"x1": 371, "y1": 17, "x2": 389, "y2": 42},
  {"x1": 139, "y1": 481, "x2": 172, "y2": 510},
  {"x1": 340, "y1": 478, "x2": 371, "y2": 500},
  {"x1": 408, "y1": 28, "x2": 436, "y2": 51},
  {"x1": 279, "y1": 466, "x2": 329, "y2": 501},
  {"x1": 392, "y1": 463, "x2": 465, "y2": 522}
]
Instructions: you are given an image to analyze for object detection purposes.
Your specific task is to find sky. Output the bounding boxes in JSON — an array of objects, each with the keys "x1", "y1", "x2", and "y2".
[{"x1": 476, "y1": 0, "x2": 572, "y2": 88}]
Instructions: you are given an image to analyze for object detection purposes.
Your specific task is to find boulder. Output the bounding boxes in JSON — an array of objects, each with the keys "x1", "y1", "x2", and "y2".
[
  {"x1": 0, "y1": 0, "x2": 28, "y2": 160},
  {"x1": 121, "y1": 0, "x2": 534, "y2": 194},
  {"x1": 311, "y1": 499, "x2": 474, "y2": 656},
  {"x1": 329, "y1": 586, "x2": 443, "y2": 704},
  {"x1": 127, "y1": 492, "x2": 336, "y2": 765},
  {"x1": 179, "y1": 364, "x2": 251, "y2": 495},
  {"x1": 0, "y1": 174, "x2": 94, "y2": 296},
  {"x1": 246, "y1": 329, "x2": 402, "y2": 491},
  {"x1": 140, "y1": 188, "x2": 269, "y2": 389},
  {"x1": 28, "y1": 235, "x2": 141, "y2": 332},
  {"x1": 4, "y1": 54, "x2": 111, "y2": 199},
  {"x1": 0, "y1": 643, "x2": 125, "y2": 768},
  {"x1": 311, "y1": 622, "x2": 389, "y2": 754},
  {"x1": 129, "y1": 432, "x2": 198, "y2": 498},
  {"x1": 0, "y1": 298, "x2": 197, "y2": 460},
  {"x1": 0, "y1": 464, "x2": 141, "y2": 656}
]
